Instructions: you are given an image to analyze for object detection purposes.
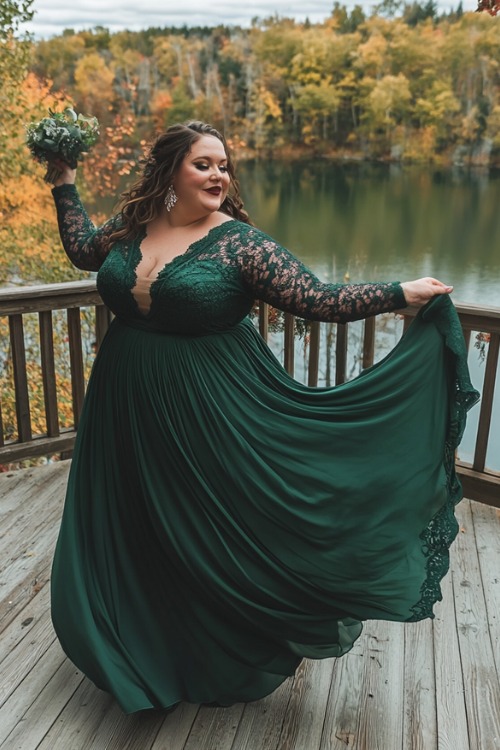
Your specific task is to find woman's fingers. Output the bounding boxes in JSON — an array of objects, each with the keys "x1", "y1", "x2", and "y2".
[
  {"x1": 50, "y1": 159, "x2": 77, "y2": 187},
  {"x1": 401, "y1": 278, "x2": 454, "y2": 305}
]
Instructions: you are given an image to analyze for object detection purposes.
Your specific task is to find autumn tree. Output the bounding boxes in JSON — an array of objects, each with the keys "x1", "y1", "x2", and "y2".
[
  {"x1": 0, "y1": 0, "x2": 34, "y2": 180},
  {"x1": 16, "y1": 9, "x2": 500, "y2": 171},
  {"x1": 32, "y1": 32, "x2": 86, "y2": 90},
  {"x1": 73, "y1": 51, "x2": 115, "y2": 122}
]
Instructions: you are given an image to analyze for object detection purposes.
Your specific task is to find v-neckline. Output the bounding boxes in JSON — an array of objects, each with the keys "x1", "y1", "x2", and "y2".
[{"x1": 129, "y1": 219, "x2": 237, "y2": 319}]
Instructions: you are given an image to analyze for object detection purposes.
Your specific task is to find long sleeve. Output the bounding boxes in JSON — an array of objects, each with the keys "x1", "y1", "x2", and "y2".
[
  {"x1": 52, "y1": 184, "x2": 121, "y2": 271},
  {"x1": 237, "y1": 226, "x2": 407, "y2": 324}
]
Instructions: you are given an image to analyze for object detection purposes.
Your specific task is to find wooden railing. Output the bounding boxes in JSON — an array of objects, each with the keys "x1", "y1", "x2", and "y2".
[
  {"x1": 0, "y1": 281, "x2": 111, "y2": 462},
  {"x1": 0, "y1": 282, "x2": 498, "y2": 506},
  {"x1": 403, "y1": 302, "x2": 500, "y2": 507}
]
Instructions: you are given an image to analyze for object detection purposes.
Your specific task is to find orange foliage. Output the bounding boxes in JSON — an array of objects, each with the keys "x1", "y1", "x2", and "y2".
[
  {"x1": 82, "y1": 113, "x2": 137, "y2": 197},
  {"x1": 150, "y1": 89, "x2": 173, "y2": 130},
  {"x1": 0, "y1": 73, "x2": 108, "y2": 461},
  {"x1": 0, "y1": 72, "x2": 82, "y2": 285}
]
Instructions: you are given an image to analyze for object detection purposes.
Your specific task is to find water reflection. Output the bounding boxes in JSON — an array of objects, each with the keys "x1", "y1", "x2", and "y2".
[
  {"x1": 238, "y1": 161, "x2": 499, "y2": 471},
  {"x1": 239, "y1": 161, "x2": 500, "y2": 306}
]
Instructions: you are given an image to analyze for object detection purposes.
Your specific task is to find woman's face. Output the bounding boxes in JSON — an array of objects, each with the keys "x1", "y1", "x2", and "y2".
[{"x1": 173, "y1": 135, "x2": 231, "y2": 216}]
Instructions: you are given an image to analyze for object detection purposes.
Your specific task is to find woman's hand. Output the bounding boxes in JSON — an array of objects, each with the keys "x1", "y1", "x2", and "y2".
[
  {"x1": 51, "y1": 158, "x2": 77, "y2": 187},
  {"x1": 401, "y1": 277, "x2": 453, "y2": 306}
]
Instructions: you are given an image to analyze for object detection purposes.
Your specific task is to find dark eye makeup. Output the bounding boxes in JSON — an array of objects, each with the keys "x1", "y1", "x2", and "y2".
[{"x1": 194, "y1": 162, "x2": 228, "y2": 173}]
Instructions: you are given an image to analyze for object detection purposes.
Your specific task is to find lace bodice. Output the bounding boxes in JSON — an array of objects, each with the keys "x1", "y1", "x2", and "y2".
[{"x1": 52, "y1": 184, "x2": 407, "y2": 335}]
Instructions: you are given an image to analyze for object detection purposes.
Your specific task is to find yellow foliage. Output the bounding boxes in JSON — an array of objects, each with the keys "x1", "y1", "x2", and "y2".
[
  {"x1": 258, "y1": 87, "x2": 283, "y2": 121},
  {"x1": 403, "y1": 126, "x2": 438, "y2": 162},
  {"x1": 365, "y1": 73, "x2": 412, "y2": 128},
  {"x1": 355, "y1": 33, "x2": 389, "y2": 77},
  {"x1": 0, "y1": 73, "x2": 87, "y2": 286},
  {"x1": 74, "y1": 52, "x2": 115, "y2": 121},
  {"x1": 150, "y1": 89, "x2": 174, "y2": 130}
]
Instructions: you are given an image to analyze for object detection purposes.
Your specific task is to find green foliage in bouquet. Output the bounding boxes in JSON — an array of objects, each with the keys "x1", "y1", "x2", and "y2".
[{"x1": 25, "y1": 107, "x2": 99, "y2": 181}]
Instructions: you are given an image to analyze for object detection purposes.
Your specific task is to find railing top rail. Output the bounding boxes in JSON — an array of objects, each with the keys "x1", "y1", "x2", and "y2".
[
  {"x1": 453, "y1": 301, "x2": 500, "y2": 318},
  {"x1": 403, "y1": 300, "x2": 500, "y2": 319},
  {"x1": 400, "y1": 300, "x2": 500, "y2": 336},
  {"x1": 0, "y1": 280, "x2": 96, "y2": 301},
  {"x1": 0, "y1": 280, "x2": 100, "y2": 315},
  {"x1": 1, "y1": 281, "x2": 499, "y2": 331}
]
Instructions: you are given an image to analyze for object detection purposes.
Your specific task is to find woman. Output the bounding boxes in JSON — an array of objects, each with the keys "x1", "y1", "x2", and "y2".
[{"x1": 50, "y1": 121, "x2": 478, "y2": 714}]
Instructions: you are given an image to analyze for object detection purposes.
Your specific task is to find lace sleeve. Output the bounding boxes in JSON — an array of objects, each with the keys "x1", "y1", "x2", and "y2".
[
  {"x1": 237, "y1": 227, "x2": 407, "y2": 323},
  {"x1": 51, "y1": 184, "x2": 120, "y2": 271}
]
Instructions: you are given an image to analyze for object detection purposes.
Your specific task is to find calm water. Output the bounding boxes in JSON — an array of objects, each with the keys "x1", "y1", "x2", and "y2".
[
  {"x1": 238, "y1": 161, "x2": 500, "y2": 307},
  {"x1": 236, "y1": 161, "x2": 500, "y2": 470}
]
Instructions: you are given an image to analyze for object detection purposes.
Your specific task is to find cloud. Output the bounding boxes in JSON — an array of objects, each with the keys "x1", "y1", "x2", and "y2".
[
  {"x1": 27, "y1": 0, "x2": 476, "y2": 38},
  {"x1": 28, "y1": 0, "x2": 333, "y2": 37}
]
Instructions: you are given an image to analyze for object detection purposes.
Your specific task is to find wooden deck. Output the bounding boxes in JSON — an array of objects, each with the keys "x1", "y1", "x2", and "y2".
[{"x1": 1, "y1": 463, "x2": 499, "y2": 750}]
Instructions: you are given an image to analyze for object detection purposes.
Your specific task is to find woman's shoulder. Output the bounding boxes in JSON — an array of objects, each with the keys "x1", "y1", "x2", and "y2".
[{"x1": 219, "y1": 218, "x2": 277, "y2": 246}]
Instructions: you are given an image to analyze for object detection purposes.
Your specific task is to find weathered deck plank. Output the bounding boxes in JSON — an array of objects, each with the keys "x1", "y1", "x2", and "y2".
[
  {"x1": 355, "y1": 619, "x2": 405, "y2": 749},
  {"x1": 151, "y1": 703, "x2": 200, "y2": 750},
  {"x1": 0, "y1": 639, "x2": 72, "y2": 747},
  {"x1": 470, "y1": 500, "x2": 500, "y2": 677},
  {"x1": 320, "y1": 646, "x2": 363, "y2": 748},
  {"x1": 227, "y1": 676, "x2": 293, "y2": 750},
  {"x1": 0, "y1": 462, "x2": 66, "y2": 635},
  {"x1": 402, "y1": 618, "x2": 437, "y2": 750},
  {"x1": 0, "y1": 601, "x2": 56, "y2": 709},
  {"x1": 274, "y1": 658, "x2": 335, "y2": 749},
  {"x1": 451, "y1": 501, "x2": 500, "y2": 750},
  {"x1": 433, "y1": 556, "x2": 469, "y2": 750},
  {"x1": 0, "y1": 463, "x2": 499, "y2": 750}
]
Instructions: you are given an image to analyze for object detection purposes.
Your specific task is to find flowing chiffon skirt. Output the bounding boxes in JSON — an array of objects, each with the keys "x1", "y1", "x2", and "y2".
[{"x1": 51, "y1": 295, "x2": 478, "y2": 713}]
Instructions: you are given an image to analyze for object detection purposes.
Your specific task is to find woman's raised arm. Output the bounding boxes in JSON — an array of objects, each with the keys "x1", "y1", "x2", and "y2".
[
  {"x1": 51, "y1": 164, "x2": 119, "y2": 271},
  {"x1": 237, "y1": 227, "x2": 452, "y2": 324}
]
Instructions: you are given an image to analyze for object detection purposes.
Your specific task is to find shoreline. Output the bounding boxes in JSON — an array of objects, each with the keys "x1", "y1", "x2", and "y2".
[{"x1": 233, "y1": 144, "x2": 500, "y2": 170}]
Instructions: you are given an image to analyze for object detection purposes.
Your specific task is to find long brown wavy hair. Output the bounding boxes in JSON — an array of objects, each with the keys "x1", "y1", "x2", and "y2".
[{"x1": 107, "y1": 121, "x2": 250, "y2": 248}]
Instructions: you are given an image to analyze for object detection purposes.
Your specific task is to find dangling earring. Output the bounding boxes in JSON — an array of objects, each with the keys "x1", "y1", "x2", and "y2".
[{"x1": 164, "y1": 185, "x2": 178, "y2": 212}]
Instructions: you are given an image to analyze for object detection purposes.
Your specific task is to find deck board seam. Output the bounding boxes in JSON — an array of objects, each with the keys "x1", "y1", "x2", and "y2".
[{"x1": 470, "y1": 501, "x2": 500, "y2": 686}]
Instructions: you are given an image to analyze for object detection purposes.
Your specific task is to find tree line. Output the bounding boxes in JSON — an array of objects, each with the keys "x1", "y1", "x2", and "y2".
[
  {"x1": 28, "y1": 5, "x2": 500, "y2": 167},
  {"x1": 2, "y1": 0, "x2": 500, "y2": 288}
]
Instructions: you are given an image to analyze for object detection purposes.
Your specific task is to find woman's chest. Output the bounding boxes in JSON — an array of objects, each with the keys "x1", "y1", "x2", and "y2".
[{"x1": 96, "y1": 245, "x2": 253, "y2": 334}]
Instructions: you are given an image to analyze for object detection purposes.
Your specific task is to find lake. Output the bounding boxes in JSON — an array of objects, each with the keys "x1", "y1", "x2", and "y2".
[
  {"x1": 234, "y1": 161, "x2": 500, "y2": 471},
  {"x1": 238, "y1": 161, "x2": 500, "y2": 308}
]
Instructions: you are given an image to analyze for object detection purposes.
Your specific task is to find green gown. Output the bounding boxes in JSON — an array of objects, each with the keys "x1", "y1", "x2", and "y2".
[{"x1": 50, "y1": 184, "x2": 478, "y2": 714}]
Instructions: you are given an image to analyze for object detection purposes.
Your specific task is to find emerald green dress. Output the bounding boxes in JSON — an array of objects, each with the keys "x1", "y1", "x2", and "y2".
[{"x1": 50, "y1": 184, "x2": 478, "y2": 714}]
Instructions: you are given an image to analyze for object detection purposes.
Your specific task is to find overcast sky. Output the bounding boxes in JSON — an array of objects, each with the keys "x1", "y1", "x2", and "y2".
[{"x1": 27, "y1": 0, "x2": 475, "y2": 39}]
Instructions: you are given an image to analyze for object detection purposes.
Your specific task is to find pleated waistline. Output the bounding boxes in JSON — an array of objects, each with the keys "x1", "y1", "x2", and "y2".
[{"x1": 112, "y1": 315, "x2": 251, "y2": 339}]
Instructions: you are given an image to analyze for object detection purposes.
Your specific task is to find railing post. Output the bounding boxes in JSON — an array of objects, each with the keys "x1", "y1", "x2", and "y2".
[
  {"x1": 473, "y1": 332, "x2": 499, "y2": 473},
  {"x1": 259, "y1": 301, "x2": 269, "y2": 342},
  {"x1": 363, "y1": 317, "x2": 376, "y2": 369},
  {"x1": 9, "y1": 315, "x2": 32, "y2": 443},
  {"x1": 67, "y1": 308, "x2": 85, "y2": 429},
  {"x1": 284, "y1": 313, "x2": 295, "y2": 376},
  {"x1": 308, "y1": 321, "x2": 320, "y2": 387},
  {"x1": 39, "y1": 310, "x2": 60, "y2": 438},
  {"x1": 95, "y1": 305, "x2": 113, "y2": 350},
  {"x1": 335, "y1": 323, "x2": 348, "y2": 385}
]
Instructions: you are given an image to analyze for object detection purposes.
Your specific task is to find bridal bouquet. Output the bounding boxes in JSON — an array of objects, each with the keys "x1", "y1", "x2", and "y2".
[{"x1": 25, "y1": 108, "x2": 100, "y2": 183}]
